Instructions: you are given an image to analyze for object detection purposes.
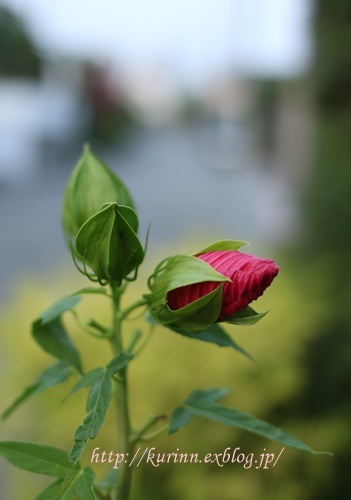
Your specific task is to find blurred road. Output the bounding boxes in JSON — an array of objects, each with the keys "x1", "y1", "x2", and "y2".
[{"x1": 0, "y1": 125, "x2": 295, "y2": 302}]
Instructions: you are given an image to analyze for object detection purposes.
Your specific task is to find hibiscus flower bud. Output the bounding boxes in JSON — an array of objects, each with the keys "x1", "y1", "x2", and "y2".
[
  {"x1": 75, "y1": 202, "x2": 144, "y2": 286},
  {"x1": 62, "y1": 145, "x2": 134, "y2": 241},
  {"x1": 145, "y1": 240, "x2": 279, "y2": 333},
  {"x1": 168, "y1": 250, "x2": 279, "y2": 321}
]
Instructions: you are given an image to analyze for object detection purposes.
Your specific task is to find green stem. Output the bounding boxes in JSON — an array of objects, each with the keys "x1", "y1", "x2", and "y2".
[
  {"x1": 110, "y1": 284, "x2": 133, "y2": 500},
  {"x1": 133, "y1": 324, "x2": 154, "y2": 357},
  {"x1": 140, "y1": 423, "x2": 169, "y2": 442},
  {"x1": 120, "y1": 298, "x2": 148, "y2": 320},
  {"x1": 131, "y1": 414, "x2": 167, "y2": 444},
  {"x1": 69, "y1": 310, "x2": 106, "y2": 339},
  {"x1": 93, "y1": 485, "x2": 112, "y2": 500},
  {"x1": 126, "y1": 330, "x2": 142, "y2": 353}
]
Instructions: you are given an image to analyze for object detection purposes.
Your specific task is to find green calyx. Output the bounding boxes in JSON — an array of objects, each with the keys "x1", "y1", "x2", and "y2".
[
  {"x1": 75, "y1": 202, "x2": 144, "y2": 286},
  {"x1": 189, "y1": 239, "x2": 248, "y2": 255},
  {"x1": 144, "y1": 254, "x2": 230, "y2": 333},
  {"x1": 62, "y1": 145, "x2": 134, "y2": 241},
  {"x1": 144, "y1": 240, "x2": 250, "y2": 333}
]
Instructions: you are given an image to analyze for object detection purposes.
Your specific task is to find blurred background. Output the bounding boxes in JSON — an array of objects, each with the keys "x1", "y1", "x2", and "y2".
[{"x1": 0, "y1": 0, "x2": 350, "y2": 498}]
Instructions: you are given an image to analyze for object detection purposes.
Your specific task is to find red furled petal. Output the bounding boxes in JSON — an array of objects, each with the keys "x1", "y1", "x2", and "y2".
[{"x1": 167, "y1": 250, "x2": 279, "y2": 321}]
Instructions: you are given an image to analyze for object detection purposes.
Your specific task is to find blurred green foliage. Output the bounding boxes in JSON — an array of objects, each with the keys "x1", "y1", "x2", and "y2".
[{"x1": 294, "y1": 1, "x2": 351, "y2": 498}]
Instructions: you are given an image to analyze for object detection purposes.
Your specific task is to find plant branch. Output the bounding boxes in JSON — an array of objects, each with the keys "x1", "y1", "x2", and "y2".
[
  {"x1": 131, "y1": 414, "x2": 167, "y2": 444},
  {"x1": 109, "y1": 283, "x2": 133, "y2": 500},
  {"x1": 69, "y1": 310, "x2": 106, "y2": 339},
  {"x1": 120, "y1": 298, "x2": 148, "y2": 321},
  {"x1": 140, "y1": 423, "x2": 169, "y2": 442}
]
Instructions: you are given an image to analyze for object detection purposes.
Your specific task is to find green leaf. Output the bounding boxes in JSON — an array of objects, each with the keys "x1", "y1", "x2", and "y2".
[
  {"x1": 65, "y1": 368, "x2": 104, "y2": 399},
  {"x1": 168, "y1": 407, "x2": 192, "y2": 434},
  {"x1": 2, "y1": 362, "x2": 71, "y2": 419},
  {"x1": 0, "y1": 441, "x2": 79, "y2": 477},
  {"x1": 185, "y1": 387, "x2": 231, "y2": 406},
  {"x1": 225, "y1": 306, "x2": 268, "y2": 326},
  {"x1": 35, "y1": 467, "x2": 95, "y2": 499},
  {"x1": 34, "y1": 478, "x2": 65, "y2": 500},
  {"x1": 73, "y1": 287, "x2": 107, "y2": 296},
  {"x1": 69, "y1": 373, "x2": 111, "y2": 463},
  {"x1": 40, "y1": 296, "x2": 81, "y2": 325},
  {"x1": 66, "y1": 352, "x2": 133, "y2": 401},
  {"x1": 106, "y1": 351, "x2": 134, "y2": 374},
  {"x1": 170, "y1": 388, "x2": 332, "y2": 455},
  {"x1": 32, "y1": 318, "x2": 82, "y2": 373},
  {"x1": 69, "y1": 353, "x2": 133, "y2": 463},
  {"x1": 96, "y1": 469, "x2": 118, "y2": 495},
  {"x1": 173, "y1": 324, "x2": 254, "y2": 360},
  {"x1": 65, "y1": 467, "x2": 95, "y2": 499}
]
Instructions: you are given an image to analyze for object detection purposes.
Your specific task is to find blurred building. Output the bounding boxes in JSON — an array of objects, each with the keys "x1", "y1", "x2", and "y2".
[{"x1": 0, "y1": 76, "x2": 86, "y2": 183}]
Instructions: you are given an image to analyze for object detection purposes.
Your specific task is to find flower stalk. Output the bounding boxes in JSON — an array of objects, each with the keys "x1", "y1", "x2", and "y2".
[{"x1": 109, "y1": 284, "x2": 133, "y2": 500}]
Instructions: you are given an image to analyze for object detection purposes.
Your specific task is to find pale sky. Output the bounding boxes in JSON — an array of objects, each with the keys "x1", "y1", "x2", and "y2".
[{"x1": 4, "y1": 0, "x2": 312, "y2": 86}]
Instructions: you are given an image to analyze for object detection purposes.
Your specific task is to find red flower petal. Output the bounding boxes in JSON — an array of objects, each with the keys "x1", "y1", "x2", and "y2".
[{"x1": 167, "y1": 250, "x2": 279, "y2": 321}]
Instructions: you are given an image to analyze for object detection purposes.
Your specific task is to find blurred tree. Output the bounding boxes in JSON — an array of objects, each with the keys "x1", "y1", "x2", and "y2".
[
  {"x1": 0, "y1": 5, "x2": 41, "y2": 77},
  {"x1": 296, "y1": 0, "x2": 351, "y2": 498},
  {"x1": 304, "y1": 0, "x2": 351, "y2": 255},
  {"x1": 82, "y1": 61, "x2": 138, "y2": 146}
]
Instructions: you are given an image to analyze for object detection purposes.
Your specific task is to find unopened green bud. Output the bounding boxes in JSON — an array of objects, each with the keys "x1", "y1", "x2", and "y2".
[
  {"x1": 76, "y1": 202, "x2": 144, "y2": 286},
  {"x1": 62, "y1": 145, "x2": 134, "y2": 241}
]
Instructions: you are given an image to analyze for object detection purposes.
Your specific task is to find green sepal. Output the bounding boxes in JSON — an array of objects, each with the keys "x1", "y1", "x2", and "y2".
[
  {"x1": 75, "y1": 203, "x2": 144, "y2": 286},
  {"x1": 145, "y1": 254, "x2": 229, "y2": 333},
  {"x1": 2, "y1": 362, "x2": 71, "y2": 419},
  {"x1": 147, "y1": 254, "x2": 229, "y2": 302},
  {"x1": 190, "y1": 239, "x2": 248, "y2": 255},
  {"x1": 155, "y1": 285, "x2": 224, "y2": 334},
  {"x1": 62, "y1": 145, "x2": 134, "y2": 240},
  {"x1": 169, "y1": 388, "x2": 332, "y2": 455},
  {"x1": 224, "y1": 305, "x2": 269, "y2": 326},
  {"x1": 32, "y1": 318, "x2": 82, "y2": 374}
]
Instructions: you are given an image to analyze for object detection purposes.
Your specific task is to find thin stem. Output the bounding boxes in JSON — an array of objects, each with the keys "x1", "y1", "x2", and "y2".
[
  {"x1": 69, "y1": 310, "x2": 106, "y2": 339},
  {"x1": 126, "y1": 330, "x2": 142, "y2": 353},
  {"x1": 140, "y1": 423, "x2": 169, "y2": 442},
  {"x1": 131, "y1": 414, "x2": 167, "y2": 444},
  {"x1": 109, "y1": 284, "x2": 133, "y2": 500},
  {"x1": 133, "y1": 324, "x2": 154, "y2": 357},
  {"x1": 120, "y1": 298, "x2": 148, "y2": 321}
]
